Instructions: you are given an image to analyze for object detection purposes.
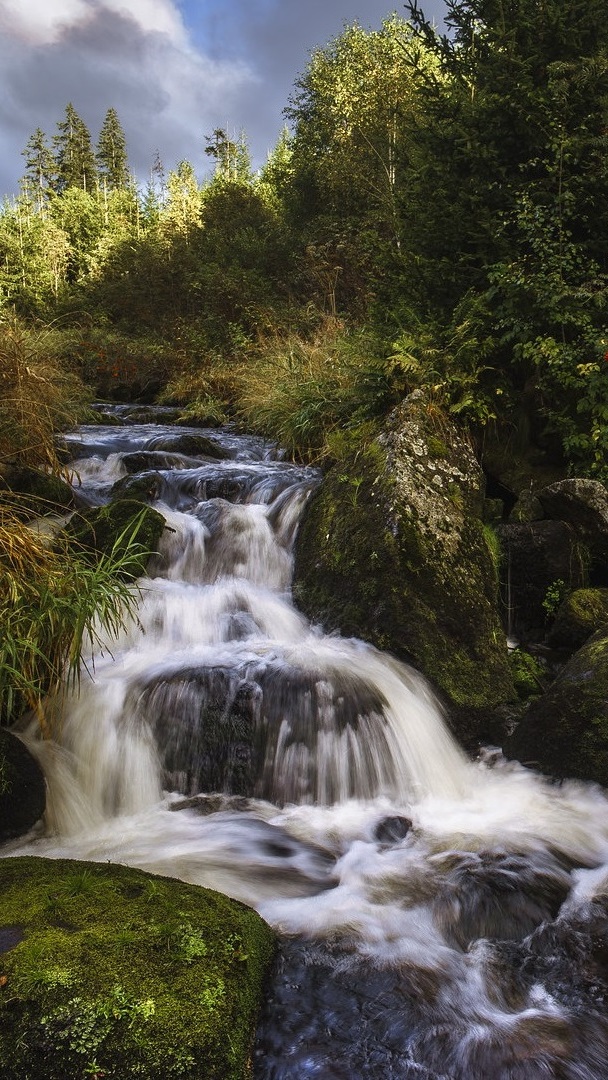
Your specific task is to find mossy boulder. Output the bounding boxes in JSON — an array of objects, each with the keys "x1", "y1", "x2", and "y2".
[
  {"x1": 0, "y1": 467, "x2": 75, "y2": 519},
  {"x1": 293, "y1": 395, "x2": 515, "y2": 746},
  {"x1": 0, "y1": 732, "x2": 46, "y2": 841},
  {"x1": 506, "y1": 629, "x2": 608, "y2": 786},
  {"x1": 507, "y1": 648, "x2": 548, "y2": 701},
  {"x1": 0, "y1": 857, "x2": 275, "y2": 1080},
  {"x1": 548, "y1": 588, "x2": 608, "y2": 651},
  {"x1": 60, "y1": 499, "x2": 166, "y2": 579}
]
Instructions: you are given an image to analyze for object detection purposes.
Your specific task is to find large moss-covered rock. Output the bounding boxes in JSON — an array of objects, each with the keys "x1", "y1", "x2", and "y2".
[
  {"x1": 507, "y1": 630, "x2": 608, "y2": 786},
  {"x1": 293, "y1": 396, "x2": 515, "y2": 745},
  {"x1": 548, "y1": 588, "x2": 608, "y2": 651},
  {"x1": 0, "y1": 731, "x2": 45, "y2": 841},
  {"x1": 0, "y1": 857, "x2": 275, "y2": 1080},
  {"x1": 60, "y1": 499, "x2": 166, "y2": 579},
  {"x1": 0, "y1": 467, "x2": 75, "y2": 519}
]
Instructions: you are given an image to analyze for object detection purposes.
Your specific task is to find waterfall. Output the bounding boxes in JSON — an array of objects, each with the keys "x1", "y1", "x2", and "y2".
[{"x1": 6, "y1": 406, "x2": 608, "y2": 1079}]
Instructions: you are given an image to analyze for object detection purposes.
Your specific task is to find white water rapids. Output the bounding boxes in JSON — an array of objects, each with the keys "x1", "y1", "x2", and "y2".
[{"x1": 4, "y1": 407, "x2": 608, "y2": 1079}]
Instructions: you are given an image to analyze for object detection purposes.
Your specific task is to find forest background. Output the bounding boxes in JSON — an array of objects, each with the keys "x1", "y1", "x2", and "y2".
[{"x1": 2, "y1": 0, "x2": 608, "y2": 479}]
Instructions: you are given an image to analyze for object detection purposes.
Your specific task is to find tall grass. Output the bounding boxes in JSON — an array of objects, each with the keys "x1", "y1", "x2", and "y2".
[
  {"x1": 233, "y1": 319, "x2": 395, "y2": 459},
  {"x1": 0, "y1": 502, "x2": 149, "y2": 735},
  {"x1": 0, "y1": 317, "x2": 91, "y2": 472}
]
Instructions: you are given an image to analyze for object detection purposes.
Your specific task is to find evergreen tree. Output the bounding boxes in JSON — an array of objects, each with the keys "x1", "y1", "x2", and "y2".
[
  {"x1": 204, "y1": 128, "x2": 251, "y2": 183},
  {"x1": 20, "y1": 128, "x2": 55, "y2": 211},
  {"x1": 96, "y1": 107, "x2": 129, "y2": 190},
  {"x1": 53, "y1": 103, "x2": 97, "y2": 193}
]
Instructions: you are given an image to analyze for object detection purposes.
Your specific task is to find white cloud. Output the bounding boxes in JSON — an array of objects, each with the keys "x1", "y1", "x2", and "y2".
[
  {"x1": 0, "y1": 0, "x2": 187, "y2": 45},
  {"x1": 0, "y1": 0, "x2": 91, "y2": 46},
  {"x1": 0, "y1": 0, "x2": 257, "y2": 193}
]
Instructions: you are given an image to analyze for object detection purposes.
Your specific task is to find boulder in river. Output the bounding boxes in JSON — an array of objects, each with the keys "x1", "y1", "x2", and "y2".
[
  {"x1": 59, "y1": 498, "x2": 166, "y2": 579},
  {"x1": 294, "y1": 393, "x2": 515, "y2": 746},
  {"x1": 0, "y1": 856, "x2": 275, "y2": 1080},
  {"x1": 506, "y1": 628, "x2": 608, "y2": 786}
]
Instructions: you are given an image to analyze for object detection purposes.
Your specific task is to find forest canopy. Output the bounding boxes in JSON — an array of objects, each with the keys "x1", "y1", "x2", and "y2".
[{"x1": 1, "y1": 0, "x2": 607, "y2": 474}]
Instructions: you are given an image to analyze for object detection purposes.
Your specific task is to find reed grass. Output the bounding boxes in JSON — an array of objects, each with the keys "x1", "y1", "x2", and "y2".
[{"x1": 0, "y1": 502, "x2": 149, "y2": 735}]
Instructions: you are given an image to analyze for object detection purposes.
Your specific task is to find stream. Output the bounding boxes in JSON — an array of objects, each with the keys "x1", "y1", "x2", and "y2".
[{"x1": 4, "y1": 404, "x2": 608, "y2": 1079}]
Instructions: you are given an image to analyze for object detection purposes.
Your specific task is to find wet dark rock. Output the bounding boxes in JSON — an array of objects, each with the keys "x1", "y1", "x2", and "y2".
[
  {"x1": 0, "y1": 466, "x2": 75, "y2": 518},
  {"x1": 0, "y1": 729, "x2": 46, "y2": 841},
  {"x1": 506, "y1": 628, "x2": 608, "y2": 786},
  {"x1": 374, "y1": 815, "x2": 412, "y2": 845},
  {"x1": 145, "y1": 433, "x2": 231, "y2": 459},
  {"x1": 430, "y1": 849, "x2": 572, "y2": 950},
  {"x1": 59, "y1": 499, "x2": 166, "y2": 579},
  {"x1": 537, "y1": 478, "x2": 608, "y2": 562},
  {"x1": 497, "y1": 520, "x2": 587, "y2": 640},
  {"x1": 110, "y1": 471, "x2": 164, "y2": 503}
]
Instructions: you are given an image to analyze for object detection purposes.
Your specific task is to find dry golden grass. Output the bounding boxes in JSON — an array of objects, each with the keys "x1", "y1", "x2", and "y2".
[{"x1": 0, "y1": 317, "x2": 90, "y2": 472}]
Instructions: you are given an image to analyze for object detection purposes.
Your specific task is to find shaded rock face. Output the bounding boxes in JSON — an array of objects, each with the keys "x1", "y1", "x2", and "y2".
[
  {"x1": 0, "y1": 857, "x2": 275, "y2": 1080},
  {"x1": 0, "y1": 466, "x2": 75, "y2": 518},
  {"x1": 537, "y1": 479, "x2": 608, "y2": 567},
  {"x1": 507, "y1": 629, "x2": 608, "y2": 787},
  {"x1": 0, "y1": 730, "x2": 46, "y2": 841},
  {"x1": 497, "y1": 520, "x2": 587, "y2": 641},
  {"x1": 294, "y1": 395, "x2": 514, "y2": 746}
]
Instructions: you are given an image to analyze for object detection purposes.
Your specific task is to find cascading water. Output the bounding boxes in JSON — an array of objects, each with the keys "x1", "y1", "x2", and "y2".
[{"x1": 5, "y1": 405, "x2": 608, "y2": 1079}]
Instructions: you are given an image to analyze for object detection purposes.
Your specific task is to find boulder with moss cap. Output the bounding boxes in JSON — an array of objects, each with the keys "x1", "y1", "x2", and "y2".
[{"x1": 293, "y1": 393, "x2": 515, "y2": 747}]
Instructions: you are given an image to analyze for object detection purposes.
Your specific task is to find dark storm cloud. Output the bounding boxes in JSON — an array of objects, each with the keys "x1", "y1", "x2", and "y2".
[{"x1": 0, "y1": 0, "x2": 254, "y2": 194}]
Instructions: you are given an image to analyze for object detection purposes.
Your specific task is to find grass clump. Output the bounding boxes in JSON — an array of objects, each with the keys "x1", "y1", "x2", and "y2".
[
  {"x1": 233, "y1": 319, "x2": 395, "y2": 459},
  {"x1": 0, "y1": 502, "x2": 151, "y2": 734},
  {"x1": 0, "y1": 317, "x2": 91, "y2": 473}
]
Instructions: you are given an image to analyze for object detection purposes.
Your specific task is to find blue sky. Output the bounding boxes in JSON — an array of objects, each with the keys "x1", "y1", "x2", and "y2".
[{"x1": 0, "y1": 0, "x2": 445, "y2": 197}]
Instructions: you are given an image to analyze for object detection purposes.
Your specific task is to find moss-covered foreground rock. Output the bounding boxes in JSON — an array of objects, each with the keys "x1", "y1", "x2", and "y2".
[
  {"x1": 507, "y1": 630, "x2": 608, "y2": 786},
  {"x1": 294, "y1": 395, "x2": 515, "y2": 745},
  {"x1": 60, "y1": 499, "x2": 166, "y2": 579},
  {"x1": 0, "y1": 857, "x2": 275, "y2": 1080}
]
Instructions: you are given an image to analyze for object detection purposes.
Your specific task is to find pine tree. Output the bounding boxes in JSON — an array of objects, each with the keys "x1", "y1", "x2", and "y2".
[
  {"x1": 96, "y1": 107, "x2": 129, "y2": 190},
  {"x1": 20, "y1": 129, "x2": 55, "y2": 211},
  {"x1": 53, "y1": 103, "x2": 97, "y2": 193}
]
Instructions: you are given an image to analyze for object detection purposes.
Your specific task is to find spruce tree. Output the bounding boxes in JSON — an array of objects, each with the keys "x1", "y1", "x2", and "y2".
[
  {"x1": 21, "y1": 128, "x2": 55, "y2": 210},
  {"x1": 53, "y1": 103, "x2": 97, "y2": 193},
  {"x1": 96, "y1": 107, "x2": 129, "y2": 190}
]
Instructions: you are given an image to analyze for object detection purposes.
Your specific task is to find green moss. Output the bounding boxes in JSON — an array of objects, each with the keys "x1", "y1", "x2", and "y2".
[
  {"x1": 0, "y1": 857, "x2": 275, "y2": 1080},
  {"x1": 294, "y1": 424, "x2": 515, "y2": 740},
  {"x1": 508, "y1": 649, "x2": 547, "y2": 700},
  {"x1": 548, "y1": 588, "x2": 608, "y2": 650},
  {"x1": 2, "y1": 467, "x2": 75, "y2": 519},
  {"x1": 60, "y1": 500, "x2": 166, "y2": 580}
]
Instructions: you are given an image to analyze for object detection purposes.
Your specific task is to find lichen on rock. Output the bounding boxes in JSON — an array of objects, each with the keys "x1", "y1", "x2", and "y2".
[{"x1": 293, "y1": 394, "x2": 514, "y2": 746}]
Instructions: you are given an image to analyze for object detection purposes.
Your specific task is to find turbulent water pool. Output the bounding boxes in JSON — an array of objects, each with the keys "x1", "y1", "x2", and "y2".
[{"x1": 4, "y1": 405, "x2": 608, "y2": 1079}]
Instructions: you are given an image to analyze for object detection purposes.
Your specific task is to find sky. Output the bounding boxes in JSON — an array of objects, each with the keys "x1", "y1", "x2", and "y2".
[{"x1": 0, "y1": 0, "x2": 446, "y2": 198}]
